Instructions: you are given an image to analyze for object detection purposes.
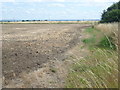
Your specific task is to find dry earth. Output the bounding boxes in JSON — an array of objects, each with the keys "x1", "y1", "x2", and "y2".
[{"x1": 2, "y1": 24, "x2": 91, "y2": 88}]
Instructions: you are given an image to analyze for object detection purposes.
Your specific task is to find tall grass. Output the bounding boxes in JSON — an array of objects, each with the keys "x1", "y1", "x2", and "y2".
[
  {"x1": 66, "y1": 48, "x2": 118, "y2": 88},
  {"x1": 65, "y1": 23, "x2": 118, "y2": 88},
  {"x1": 94, "y1": 23, "x2": 118, "y2": 50},
  {"x1": 82, "y1": 23, "x2": 118, "y2": 50}
]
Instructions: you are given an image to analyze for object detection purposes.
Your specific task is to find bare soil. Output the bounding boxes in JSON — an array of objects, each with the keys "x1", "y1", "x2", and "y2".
[{"x1": 2, "y1": 24, "x2": 91, "y2": 88}]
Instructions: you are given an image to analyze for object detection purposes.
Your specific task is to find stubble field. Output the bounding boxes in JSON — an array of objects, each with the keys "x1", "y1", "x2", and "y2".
[{"x1": 2, "y1": 24, "x2": 91, "y2": 87}]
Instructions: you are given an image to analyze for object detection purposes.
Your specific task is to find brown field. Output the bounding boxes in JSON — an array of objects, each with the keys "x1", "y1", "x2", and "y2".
[
  {"x1": 2, "y1": 24, "x2": 91, "y2": 87},
  {"x1": 0, "y1": 21, "x2": 98, "y2": 24}
]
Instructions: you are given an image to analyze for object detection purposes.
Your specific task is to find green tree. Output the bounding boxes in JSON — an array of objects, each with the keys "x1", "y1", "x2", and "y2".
[{"x1": 100, "y1": 1, "x2": 120, "y2": 23}]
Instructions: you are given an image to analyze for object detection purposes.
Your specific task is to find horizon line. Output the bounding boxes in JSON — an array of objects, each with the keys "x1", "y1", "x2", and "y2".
[{"x1": 0, "y1": 19, "x2": 100, "y2": 21}]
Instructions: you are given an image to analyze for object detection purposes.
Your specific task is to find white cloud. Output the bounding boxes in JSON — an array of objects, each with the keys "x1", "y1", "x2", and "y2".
[
  {"x1": 0, "y1": 0, "x2": 118, "y2": 2},
  {"x1": 0, "y1": 0, "x2": 15, "y2": 2},
  {"x1": 4, "y1": 0, "x2": 65, "y2": 2},
  {"x1": 31, "y1": 0, "x2": 65, "y2": 2},
  {"x1": 26, "y1": 10, "x2": 31, "y2": 14},
  {"x1": 48, "y1": 3, "x2": 65, "y2": 7},
  {"x1": 0, "y1": 3, "x2": 2, "y2": 20},
  {"x1": 93, "y1": 0, "x2": 119, "y2": 2}
]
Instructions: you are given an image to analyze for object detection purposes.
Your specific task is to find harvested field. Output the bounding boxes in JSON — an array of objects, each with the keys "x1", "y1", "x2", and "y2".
[{"x1": 2, "y1": 24, "x2": 91, "y2": 87}]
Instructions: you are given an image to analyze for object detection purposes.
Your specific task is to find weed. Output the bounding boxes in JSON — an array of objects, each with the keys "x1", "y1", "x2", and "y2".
[{"x1": 49, "y1": 68, "x2": 56, "y2": 73}]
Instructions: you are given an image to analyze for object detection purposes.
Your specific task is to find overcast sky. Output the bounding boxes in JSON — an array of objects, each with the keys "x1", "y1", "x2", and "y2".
[{"x1": 0, "y1": 0, "x2": 119, "y2": 20}]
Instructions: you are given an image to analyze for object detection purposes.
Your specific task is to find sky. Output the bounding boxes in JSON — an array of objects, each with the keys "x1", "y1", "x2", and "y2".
[{"x1": 0, "y1": 0, "x2": 119, "y2": 20}]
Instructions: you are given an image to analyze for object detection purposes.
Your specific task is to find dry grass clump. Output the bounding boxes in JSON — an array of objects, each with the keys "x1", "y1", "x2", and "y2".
[
  {"x1": 94, "y1": 23, "x2": 118, "y2": 50},
  {"x1": 94, "y1": 23, "x2": 118, "y2": 34}
]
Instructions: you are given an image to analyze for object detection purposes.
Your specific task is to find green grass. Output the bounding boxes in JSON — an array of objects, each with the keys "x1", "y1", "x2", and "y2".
[
  {"x1": 82, "y1": 27, "x2": 99, "y2": 49},
  {"x1": 82, "y1": 27, "x2": 96, "y2": 46},
  {"x1": 85, "y1": 27, "x2": 95, "y2": 33},
  {"x1": 82, "y1": 27, "x2": 116, "y2": 50},
  {"x1": 97, "y1": 36, "x2": 116, "y2": 50},
  {"x1": 82, "y1": 37, "x2": 96, "y2": 44}
]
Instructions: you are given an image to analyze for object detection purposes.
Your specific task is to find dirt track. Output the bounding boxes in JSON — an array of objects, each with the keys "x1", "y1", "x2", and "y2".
[{"x1": 2, "y1": 24, "x2": 91, "y2": 83}]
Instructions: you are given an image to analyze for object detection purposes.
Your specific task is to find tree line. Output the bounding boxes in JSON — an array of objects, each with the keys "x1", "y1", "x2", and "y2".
[{"x1": 100, "y1": 1, "x2": 120, "y2": 23}]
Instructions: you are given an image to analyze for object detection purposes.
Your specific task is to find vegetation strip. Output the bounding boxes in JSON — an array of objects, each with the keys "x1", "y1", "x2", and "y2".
[{"x1": 65, "y1": 23, "x2": 118, "y2": 88}]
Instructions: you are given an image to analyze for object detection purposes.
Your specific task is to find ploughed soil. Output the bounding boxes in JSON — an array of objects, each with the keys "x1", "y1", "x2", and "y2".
[{"x1": 2, "y1": 24, "x2": 91, "y2": 87}]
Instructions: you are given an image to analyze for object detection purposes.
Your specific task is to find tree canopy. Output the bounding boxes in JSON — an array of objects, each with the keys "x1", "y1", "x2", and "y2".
[{"x1": 100, "y1": 1, "x2": 120, "y2": 23}]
